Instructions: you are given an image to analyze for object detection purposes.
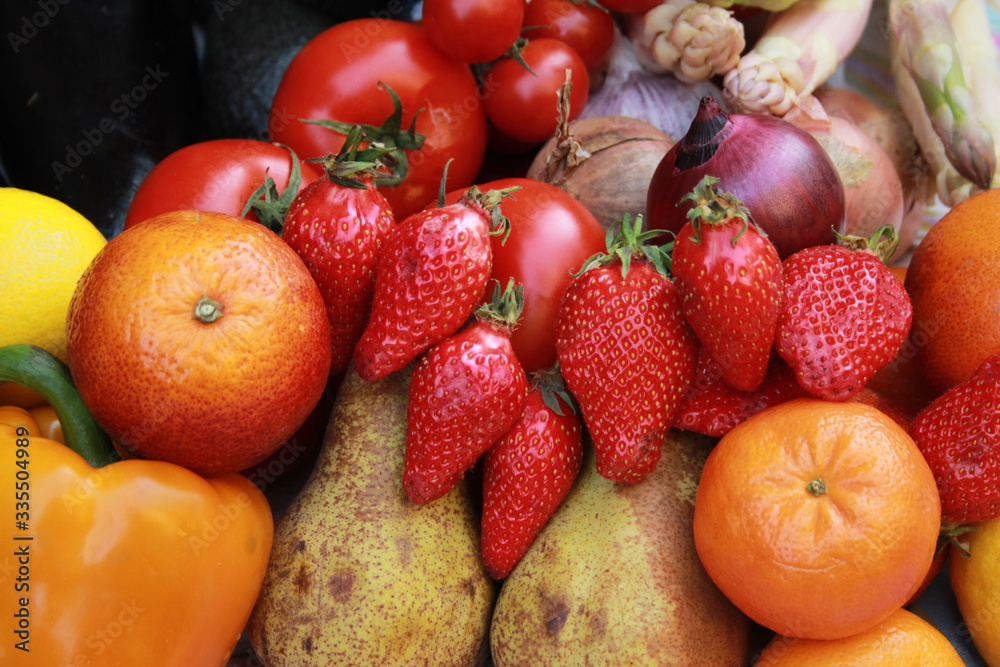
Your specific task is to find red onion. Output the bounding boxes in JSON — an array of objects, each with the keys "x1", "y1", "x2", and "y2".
[
  {"x1": 645, "y1": 96, "x2": 846, "y2": 258},
  {"x1": 785, "y1": 96, "x2": 904, "y2": 245}
]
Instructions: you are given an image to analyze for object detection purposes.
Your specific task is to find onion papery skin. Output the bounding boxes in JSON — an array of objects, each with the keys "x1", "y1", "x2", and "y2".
[
  {"x1": 645, "y1": 97, "x2": 846, "y2": 258},
  {"x1": 527, "y1": 115, "x2": 675, "y2": 228},
  {"x1": 578, "y1": 26, "x2": 723, "y2": 142},
  {"x1": 814, "y1": 86, "x2": 924, "y2": 205}
]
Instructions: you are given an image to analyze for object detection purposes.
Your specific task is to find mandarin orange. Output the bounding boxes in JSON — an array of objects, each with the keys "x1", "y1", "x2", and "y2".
[
  {"x1": 905, "y1": 188, "x2": 1000, "y2": 392},
  {"x1": 753, "y1": 607, "x2": 964, "y2": 666},
  {"x1": 693, "y1": 399, "x2": 941, "y2": 641},
  {"x1": 65, "y1": 210, "x2": 332, "y2": 475}
]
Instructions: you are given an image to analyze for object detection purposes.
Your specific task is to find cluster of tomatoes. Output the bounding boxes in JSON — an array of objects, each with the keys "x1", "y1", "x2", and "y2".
[
  {"x1": 425, "y1": 1, "x2": 602, "y2": 151},
  {"x1": 122, "y1": 0, "x2": 687, "y2": 379},
  {"x1": 257, "y1": 0, "x2": 626, "y2": 218},
  {"x1": 421, "y1": 0, "x2": 615, "y2": 147}
]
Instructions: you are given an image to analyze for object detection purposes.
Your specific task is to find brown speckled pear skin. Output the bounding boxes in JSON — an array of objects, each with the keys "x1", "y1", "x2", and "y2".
[
  {"x1": 490, "y1": 429, "x2": 751, "y2": 667},
  {"x1": 248, "y1": 364, "x2": 496, "y2": 667}
]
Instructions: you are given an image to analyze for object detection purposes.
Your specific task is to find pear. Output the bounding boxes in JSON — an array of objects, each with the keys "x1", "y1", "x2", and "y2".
[
  {"x1": 248, "y1": 364, "x2": 495, "y2": 666},
  {"x1": 491, "y1": 429, "x2": 751, "y2": 666}
]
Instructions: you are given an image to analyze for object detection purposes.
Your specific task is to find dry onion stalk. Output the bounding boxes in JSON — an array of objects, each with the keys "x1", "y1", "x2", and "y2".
[{"x1": 527, "y1": 77, "x2": 675, "y2": 229}]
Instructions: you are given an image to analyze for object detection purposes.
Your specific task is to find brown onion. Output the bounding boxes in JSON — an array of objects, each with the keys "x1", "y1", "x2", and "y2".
[
  {"x1": 645, "y1": 96, "x2": 846, "y2": 258},
  {"x1": 527, "y1": 79, "x2": 674, "y2": 229},
  {"x1": 813, "y1": 86, "x2": 930, "y2": 261},
  {"x1": 785, "y1": 96, "x2": 904, "y2": 243},
  {"x1": 813, "y1": 87, "x2": 924, "y2": 199}
]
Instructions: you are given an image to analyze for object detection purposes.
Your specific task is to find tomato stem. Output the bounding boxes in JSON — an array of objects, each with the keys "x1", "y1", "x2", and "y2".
[
  {"x1": 241, "y1": 143, "x2": 304, "y2": 235},
  {"x1": 302, "y1": 82, "x2": 425, "y2": 189}
]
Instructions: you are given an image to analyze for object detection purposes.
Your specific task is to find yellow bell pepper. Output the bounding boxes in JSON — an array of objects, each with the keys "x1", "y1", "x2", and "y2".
[{"x1": 0, "y1": 344, "x2": 274, "y2": 666}]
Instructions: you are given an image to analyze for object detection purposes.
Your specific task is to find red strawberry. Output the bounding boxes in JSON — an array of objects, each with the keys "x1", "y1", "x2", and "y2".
[
  {"x1": 280, "y1": 135, "x2": 396, "y2": 377},
  {"x1": 555, "y1": 214, "x2": 698, "y2": 484},
  {"x1": 481, "y1": 370, "x2": 583, "y2": 579},
  {"x1": 671, "y1": 176, "x2": 784, "y2": 392},
  {"x1": 910, "y1": 352, "x2": 1000, "y2": 525},
  {"x1": 775, "y1": 225, "x2": 912, "y2": 401},
  {"x1": 675, "y1": 345, "x2": 808, "y2": 438},
  {"x1": 404, "y1": 280, "x2": 530, "y2": 505},
  {"x1": 353, "y1": 185, "x2": 515, "y2": 382}
]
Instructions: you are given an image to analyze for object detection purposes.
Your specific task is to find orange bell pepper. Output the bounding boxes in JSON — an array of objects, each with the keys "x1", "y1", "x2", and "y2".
[{"x1": 0, "y1": 344, "x2": 274, "y2": 666}]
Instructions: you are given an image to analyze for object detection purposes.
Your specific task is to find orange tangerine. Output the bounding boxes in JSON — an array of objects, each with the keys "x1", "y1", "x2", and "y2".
[
  {"x1": 693, "y1": 399, "x2": 941, "y2": 640},
  {"x1": 65, "y1": 210, "x2": 332, "y2": 475},
  {"x1": 753, "y1": 607, "x2": 964, "y2": 666},
  {"x1": 905, "y1": 188, "x2": 1000, "y2": 392}
]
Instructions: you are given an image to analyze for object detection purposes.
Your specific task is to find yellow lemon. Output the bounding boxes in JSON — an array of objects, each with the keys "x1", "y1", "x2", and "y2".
[
  {"x1": 0, "y1": 187, "x2": 106, "y2": 363},
  {"x1": 951, "y1": 516, "x2": 1000, "y2": 665}
]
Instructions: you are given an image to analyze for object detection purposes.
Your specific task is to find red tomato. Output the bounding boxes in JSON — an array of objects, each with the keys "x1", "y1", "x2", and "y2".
[
  {"x1": 443, "y1": 177, "x2": 606, "y2": 373},
  {"x1": 269, "y1": 19, "x2": 488, "y2": 219},
  {"x1": 124, "y1": 139, "x2": 322, "y2": 228},
  {"x1": 482, "y1": 37, "x2": 589, "y2": 145},
  {"x1": 522, "y1": 0, "x2": 615, "y2": 71},
  {"x1": 597, "y1": 0, "x2": 662, "y2": 12},
  {"x1": 423, "y1": 0, "x2": 525, "y2": 64}
]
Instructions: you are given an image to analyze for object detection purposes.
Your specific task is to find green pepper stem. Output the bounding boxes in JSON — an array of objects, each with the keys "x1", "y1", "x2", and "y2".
[{"x1": 0, "y1": 344, "x2": 117, "y2": 468}]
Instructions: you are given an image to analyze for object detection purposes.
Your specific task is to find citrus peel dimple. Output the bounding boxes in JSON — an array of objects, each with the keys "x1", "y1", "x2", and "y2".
[{"x1": 693, "y1": 399, "x2": 941, "y2": 640}]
